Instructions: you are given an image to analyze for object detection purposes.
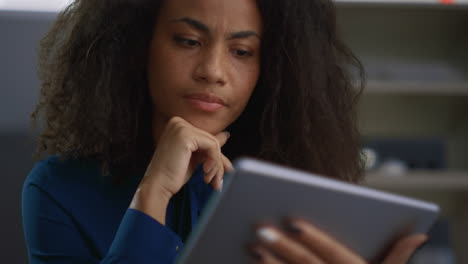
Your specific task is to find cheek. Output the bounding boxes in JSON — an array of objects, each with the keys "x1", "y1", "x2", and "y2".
[
  {"x1": 234, "y1": 63, "x2": 260, "y2": 104},
  {"x1": 148, "y1": 64, "x2": 173, "y2": 94},
  {"x1": 147, "y1": 41, "x2": 191, "y2": 98}
]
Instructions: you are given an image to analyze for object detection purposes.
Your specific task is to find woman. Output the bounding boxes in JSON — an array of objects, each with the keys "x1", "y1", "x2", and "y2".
[{"x1": 22, "y1": 0, "x2": 427, "y2": 263}]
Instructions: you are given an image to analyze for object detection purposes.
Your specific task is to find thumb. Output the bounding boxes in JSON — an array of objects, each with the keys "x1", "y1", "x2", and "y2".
[
  {"x1": 382, "y1": 234, "x2": 427, "y2": 264},
  {"x1": 215, "y1": 131, "x2": 231, "y2": 147}
]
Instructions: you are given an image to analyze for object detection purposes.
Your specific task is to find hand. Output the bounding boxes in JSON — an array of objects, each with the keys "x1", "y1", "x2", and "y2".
[
  {"x1": 247, "y1": 219, "x2": 427, "y2": 264},
  {"x1": 142, "y1": 116, "x2": 234, "y2": 197},
  {"x1": 130, "y1": 116, "x2": 233, "y2": 225}
]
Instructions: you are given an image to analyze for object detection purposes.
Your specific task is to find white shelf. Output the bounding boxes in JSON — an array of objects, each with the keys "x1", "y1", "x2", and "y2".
[
  {"x1": 363, "y1": 171, "x2": 468, "y2": 191},
  {"x1": 363, "y1": 80, "x2": 468, "y2": 95}
]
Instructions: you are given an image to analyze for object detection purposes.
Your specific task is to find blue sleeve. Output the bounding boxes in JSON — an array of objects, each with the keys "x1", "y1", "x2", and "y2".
[
  {"x1": 102, "y1": 209, "x2": 183, "y2": 263},
  {"x1": 22, "y1": 164, "x2": 184, "y2": 264}
]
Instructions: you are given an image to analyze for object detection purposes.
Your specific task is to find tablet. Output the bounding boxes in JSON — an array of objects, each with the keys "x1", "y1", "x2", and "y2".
[{"x1": 176, "y1": 158, "x2": 440, "y2": 264}]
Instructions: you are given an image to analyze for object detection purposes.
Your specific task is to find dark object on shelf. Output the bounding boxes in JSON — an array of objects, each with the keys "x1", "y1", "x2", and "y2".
[{"x1": 364, "y1": 138, "x2": 447, "y2": 170}]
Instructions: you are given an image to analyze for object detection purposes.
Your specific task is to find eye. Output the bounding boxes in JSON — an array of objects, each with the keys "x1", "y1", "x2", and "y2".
[
  {"x1": 232, "y1": 49, "x2": 253, "y2": 58},
  {"x1": 174, "y1": 36, "x2": 201, "y2": 48}
]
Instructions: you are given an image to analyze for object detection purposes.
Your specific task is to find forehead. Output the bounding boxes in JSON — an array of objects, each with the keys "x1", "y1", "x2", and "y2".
[{"x1": 158, "y1": 0, "x2": 262, "y2": 33}]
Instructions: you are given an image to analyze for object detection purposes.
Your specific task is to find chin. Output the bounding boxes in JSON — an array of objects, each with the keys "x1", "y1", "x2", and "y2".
[{"x1": 183, "y1": 116, "x2": 228, "y2": 135}]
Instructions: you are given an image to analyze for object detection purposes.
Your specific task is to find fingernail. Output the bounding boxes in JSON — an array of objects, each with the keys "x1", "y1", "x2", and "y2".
[
  {"x1": 220, "y1": 179, "x2": 224, "y2": 191},
  {"x1": 285, "y1": 221, "x2": 302, "y2": 234},
  {"x1": 225, "y1": 131, "x2": 231, "y2": 139},
  {"x1": 257, "y1": 227, "x2": 279, "y2": 243}
]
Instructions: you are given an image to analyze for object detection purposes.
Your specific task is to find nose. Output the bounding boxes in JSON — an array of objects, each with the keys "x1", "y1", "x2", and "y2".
[{"x1": 193, "y1": 46, "x2": 227, "y2": 86}]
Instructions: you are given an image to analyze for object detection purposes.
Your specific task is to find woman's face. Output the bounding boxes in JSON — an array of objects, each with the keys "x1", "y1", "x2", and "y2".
[{"x1": 147, "y1": 0, "x2": 262, "y2": 135}]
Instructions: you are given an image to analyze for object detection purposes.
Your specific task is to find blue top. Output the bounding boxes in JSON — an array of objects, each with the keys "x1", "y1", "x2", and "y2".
[{"x1": 22, "y1": 155, "x2": 214, "y2": 263}]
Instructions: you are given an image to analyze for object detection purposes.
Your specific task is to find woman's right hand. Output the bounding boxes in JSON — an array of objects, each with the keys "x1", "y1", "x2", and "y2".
[
  {"x1": 145, "y1": 116, "x2": 233, "y2": 197},
  {"x1": 130, "y1": 116, "x2": 233, "y2": 224}
]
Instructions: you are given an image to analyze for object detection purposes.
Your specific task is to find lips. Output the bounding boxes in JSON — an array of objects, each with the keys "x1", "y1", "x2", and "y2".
[
  {"x1": 184, "y1": 92, "x2": 228, "y2": 112},
  {"x1": 184, "y1": 93, "x2": 227, "y2": 106}
]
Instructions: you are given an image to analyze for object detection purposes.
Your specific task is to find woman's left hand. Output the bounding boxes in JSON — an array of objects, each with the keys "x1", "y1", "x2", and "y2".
[{"x1": 247, "y1": 218, "x2": 427, "y2": 264}]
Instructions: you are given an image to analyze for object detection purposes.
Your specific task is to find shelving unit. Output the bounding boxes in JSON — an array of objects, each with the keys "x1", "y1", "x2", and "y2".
[
  {"x1": 365, "y1": 80, "x2": 468, "y2": 95},
  {"x1": 365, "y1": 171, "x2": 468, "y2": 190},
  {"x1": 335, "y1": 1, "x2": 468, "y2": 262},
  {"x1": 336, "y1": 0, "x2": 468, "y2": 8},
  {"x1": 363, "y1": 172, "x2": 468, "y2": 222},
  {"x1": 363, "y1": 173, "x2": 468, "y2": 264}
]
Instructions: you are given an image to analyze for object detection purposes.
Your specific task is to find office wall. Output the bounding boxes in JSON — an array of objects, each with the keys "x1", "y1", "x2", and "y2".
[{"x1": 0, "y1": 10, "x2": 55, "y2": 262}]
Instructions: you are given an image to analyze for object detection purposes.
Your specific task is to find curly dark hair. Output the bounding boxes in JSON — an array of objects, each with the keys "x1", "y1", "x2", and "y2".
[{"x1": 32, "y1": 0, "x2": 365, "y2": 183}]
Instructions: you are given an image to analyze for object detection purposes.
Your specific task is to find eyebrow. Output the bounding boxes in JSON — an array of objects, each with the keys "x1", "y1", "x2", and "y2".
[{"x1": 171, "y1": 17, "x2": 261, "y2": 40}]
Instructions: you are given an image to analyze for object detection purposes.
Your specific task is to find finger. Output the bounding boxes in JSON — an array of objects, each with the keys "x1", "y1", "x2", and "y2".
[
  {"x1": 202, "y1": 151, "x2": 232, "y2": 178},
  {"x1": 203, "y1": 157, "x2": 217, "y2": 177},
  {"x1": 382, "y1": 234, "x2": 427, "y2": 264},
  {"x1": 256, "y1": 225, "x2": 324, "y2": 264},
  {"x1": 209, "y1": 162, "x2": 224, "y2": 191},
  {"x1": 283, "y1": 218, "x2": 365, "y2": 263},
  {"x1": 204, "y1": 160, "x2": 219, "y2": 184},
  {"x1": 187, "y1": 130, "x2": 228, "y2": 188},
  {"x1": 195, "y1": 130, "x2": 228, "y2": 173},
  {"x1": 214, "y1": 163, "x2": 225, "y2": 191},
  {"x1": 247, "y1": 245, "x2": 285, "y2": 264},
  {"x1": 209, "y1": 155, "x2": 234, "y2": 191},
  {"x1": 210, "y1": 149, "x2": 233, "y2": 191},
  {"x1": 214, "y1": 131, "x2": 231, "y2": 148},
  {"x1": 187, "y1": 132, "x2": 221, "y2": 177},
  {"x1": 222, "y1": 154, "x2": 234, "y2": 172}
]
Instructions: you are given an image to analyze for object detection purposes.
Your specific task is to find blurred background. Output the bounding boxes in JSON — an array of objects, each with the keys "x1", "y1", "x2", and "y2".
[{"x1": 1, "y1": 0, "x2": 467, "y2": 263}]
